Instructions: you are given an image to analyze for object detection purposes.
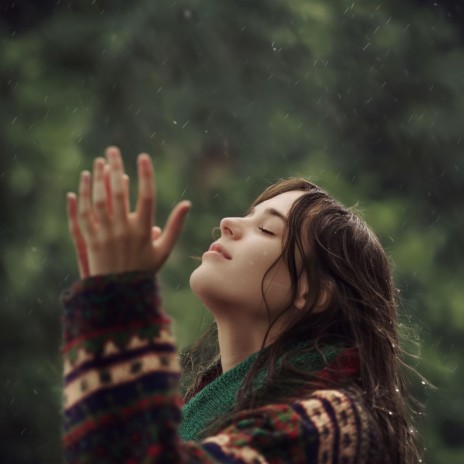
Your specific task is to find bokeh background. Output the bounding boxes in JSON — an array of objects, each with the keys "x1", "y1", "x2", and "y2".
[{"x1": 1, "y1": 1, "x2": 463, "y2": 462}]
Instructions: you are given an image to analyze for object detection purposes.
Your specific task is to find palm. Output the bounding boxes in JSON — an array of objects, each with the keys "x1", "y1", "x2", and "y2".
[{"x1": 67, "y1": 147, "x2": 190, "y2": 278}]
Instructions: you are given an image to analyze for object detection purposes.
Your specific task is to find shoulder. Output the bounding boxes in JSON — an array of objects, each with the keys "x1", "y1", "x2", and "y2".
[{"x1": 200, "y1": 389, "x2": 386, "y2": 463}]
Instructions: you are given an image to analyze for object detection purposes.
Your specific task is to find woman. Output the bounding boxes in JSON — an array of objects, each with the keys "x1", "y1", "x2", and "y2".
[{"x1": 62, "y1": 147, "x2": 421, "y2": 463}]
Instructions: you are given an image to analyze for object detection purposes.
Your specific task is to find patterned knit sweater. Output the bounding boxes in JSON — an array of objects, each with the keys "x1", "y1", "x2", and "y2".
[{"x1": 62, "y1": 271, "x2": 388, "y2": 463}]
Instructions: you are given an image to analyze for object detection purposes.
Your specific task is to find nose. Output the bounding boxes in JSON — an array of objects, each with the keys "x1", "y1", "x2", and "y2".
[{"x1": 220, "y1": 217, "x2": 242, "y2": 239}]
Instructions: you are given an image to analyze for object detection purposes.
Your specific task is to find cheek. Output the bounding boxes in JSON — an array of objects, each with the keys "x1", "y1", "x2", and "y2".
[{"x1": 262, "y1": 262, "x2": 293, "y2": 311}]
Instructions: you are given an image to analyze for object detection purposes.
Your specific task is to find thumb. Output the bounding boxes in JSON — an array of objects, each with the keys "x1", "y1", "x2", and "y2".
[
  {"x1": 151, "y1": 226, "x2": 162, "y2": 241},
  {"x1": 156, "y1": 201, "x2": 191, "y2": 263}
]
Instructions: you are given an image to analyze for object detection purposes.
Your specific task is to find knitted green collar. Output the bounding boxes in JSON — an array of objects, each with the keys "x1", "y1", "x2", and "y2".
[{"x1": 179, "y1": 344, "x2": 343, "y2": 441}]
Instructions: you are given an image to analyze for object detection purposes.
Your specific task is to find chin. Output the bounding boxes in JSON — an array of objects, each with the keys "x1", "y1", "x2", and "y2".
[
  {"x1": 189, "y1": 264, "x2": 215, "y2": 299},
  {"x1": 189, "y1": 266, "x2": 235, "y2": 311},
  {"x1": 189, "y1": 266, "x2": 202, "y2": 295}
]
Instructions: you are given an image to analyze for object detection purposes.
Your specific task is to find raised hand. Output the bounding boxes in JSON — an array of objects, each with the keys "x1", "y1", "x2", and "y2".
[{"x1": 66, "y1": 147, "x2": 191, "y2": 278}]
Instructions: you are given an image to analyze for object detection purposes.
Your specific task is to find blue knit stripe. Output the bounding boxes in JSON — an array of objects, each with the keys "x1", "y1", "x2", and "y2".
[
  {"x1": 201, "y1": 442, "x2": 241, "y2": 463},
  {"x1": 319, "y1": 397, "x2": 341, "y2": 464},
  {"x1": 65, "y1": 400, "x2": 182, "y2": 464},
  {"x1": 292, "y1": 402, "x2": 320, "y2": 462},
  {"x1": 64, "y1": 369, "x2": 180, "y2": 430},
  {"x1": 341, "y1": 390, "x2": 363, "y2": 459},
  {"x1": 64, "y1": 342, "x2": 175, "y2": 384}
]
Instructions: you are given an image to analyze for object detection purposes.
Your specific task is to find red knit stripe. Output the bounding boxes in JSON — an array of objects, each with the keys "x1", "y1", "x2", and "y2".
[
  {"x1": 64, "y1": 392, "x2": 183, "y2": 446},
  {"x1": 62, "y1": 317, "x2": 170, "y2": 353}
]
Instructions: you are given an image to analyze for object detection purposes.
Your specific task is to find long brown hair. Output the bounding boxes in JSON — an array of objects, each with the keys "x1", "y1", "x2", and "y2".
[{"x1": 183, "y1": 178, "x2": 421, "y2": 463}]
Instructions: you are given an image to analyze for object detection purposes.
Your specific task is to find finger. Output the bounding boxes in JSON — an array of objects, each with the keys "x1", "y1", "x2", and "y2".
[
  {"x1": 67, "y1": 192, "x2": 90, "y2": 278},
  {"x1": 92, "y1": 158, "x2": 111, "y2": 227},
  {"x1": 151, "y1": 226, "x2": 162, "y2": 242},
  {"x1": 136, "y1": 153, "x2": 155, "y2": 231},
  {"x1": 156, "y1": 201, "x2": 191, "y2": 261},
  {"x1": 78, "y1": 171, "x2": 97, "y2": 239},
  {"x1": 123, "y1": 174, "x2": 130, "y2": 212},
  {"x1": 103, "y1": 163, "x2": 113, "y2": 217},
  {"x1": 106, "y1": 146, "x2": 128, "y2": 224}
]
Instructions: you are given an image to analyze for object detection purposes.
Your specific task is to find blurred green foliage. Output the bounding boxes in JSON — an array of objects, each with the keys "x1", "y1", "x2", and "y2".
[{"x1": 1, "y1": 1, "x2": 463, "y2": 462}]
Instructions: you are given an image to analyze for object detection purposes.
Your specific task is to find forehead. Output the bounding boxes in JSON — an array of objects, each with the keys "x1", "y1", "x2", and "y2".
[{"x1": 255, "y1": 190, "x2": 305, "y2": 216}]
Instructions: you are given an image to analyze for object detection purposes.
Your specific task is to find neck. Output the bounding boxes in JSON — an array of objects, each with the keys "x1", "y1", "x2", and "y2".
[
  {"x1": 215, "y1": 311, "x2": 287, "y2": 373},
  {"x1": 216, "y1": 323, "x2": 263, "y2": 373}
]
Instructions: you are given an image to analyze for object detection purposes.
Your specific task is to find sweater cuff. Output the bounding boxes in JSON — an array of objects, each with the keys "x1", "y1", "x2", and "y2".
[{"x1": 61, "y1": 271, "x2": 170, "y2": 358}]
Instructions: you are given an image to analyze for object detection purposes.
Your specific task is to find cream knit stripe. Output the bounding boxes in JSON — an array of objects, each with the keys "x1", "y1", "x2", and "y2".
[
  {"x1": 303, "y1": 390, "x2": 361, "y2": 464},
  {"x1": 203, "y1": 433, "x2": 268, "y2": 464},
  {"x1": 64, "y1": 351, "x2": 180, "y2": 409},
  {"x1": 63, "y1": 329, "x2": 175, "y2": 375}
]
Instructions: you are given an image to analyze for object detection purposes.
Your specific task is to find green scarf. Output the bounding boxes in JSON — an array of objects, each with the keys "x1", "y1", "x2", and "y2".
[{"x1": 179, "y1": 344, "x2": 343, "y2": 441}]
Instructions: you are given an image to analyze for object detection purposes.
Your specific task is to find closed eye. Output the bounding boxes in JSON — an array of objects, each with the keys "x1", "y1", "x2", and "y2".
[{"x1": 258, "y1": 226, "x2": 274, "y2": 235}]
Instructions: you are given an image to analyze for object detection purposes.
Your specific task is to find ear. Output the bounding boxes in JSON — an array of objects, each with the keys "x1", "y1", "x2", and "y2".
[
  {"x1": 294, "y1": 277, "x2": 332, "y2": 313},
  {"x1": 294, "y1": 273, "x2": 309, "y2": 311}
]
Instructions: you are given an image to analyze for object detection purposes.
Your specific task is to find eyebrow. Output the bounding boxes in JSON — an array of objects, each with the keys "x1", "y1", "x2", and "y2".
[{"x1": 247, "y1": 206, "x2": 287, "y2": 222}]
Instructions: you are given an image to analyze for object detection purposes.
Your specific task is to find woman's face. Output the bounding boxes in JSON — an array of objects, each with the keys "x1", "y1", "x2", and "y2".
[{"x1": 190, "y1": 190, "x2": 305, "y2": 321}]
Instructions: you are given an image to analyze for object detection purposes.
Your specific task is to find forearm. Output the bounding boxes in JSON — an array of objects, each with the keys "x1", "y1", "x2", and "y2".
[{"x1": 61, "y1": 271, "x2": 183, "y2": 463}]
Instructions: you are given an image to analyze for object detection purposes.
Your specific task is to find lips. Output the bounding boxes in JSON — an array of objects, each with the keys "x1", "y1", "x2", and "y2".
[{"x1": 208, "y1": 243, "x2": 232, "y2": 259}]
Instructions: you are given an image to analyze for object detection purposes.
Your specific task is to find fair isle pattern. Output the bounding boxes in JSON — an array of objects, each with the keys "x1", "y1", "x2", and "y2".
[
  {"x1": 63, "y1": 330, "x2": 175, "y2": 377},
  {"x1": 198, "y1": 390, "x2": 373, "y2": 464},
  {"x1": 64, "y1": 348, "x2": 179, "y2": 409},
  {"x1": 62, "y1": 272, "x2": 389, "y2": 463},
  {"x1": 300, "y1": 390, "x2": 368, "y2": 463}
]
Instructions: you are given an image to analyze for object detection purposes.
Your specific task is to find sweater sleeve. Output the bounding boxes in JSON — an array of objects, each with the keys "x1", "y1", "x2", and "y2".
[{"x1": 62, "y1": 272, "x2": 381, "y2": 464}]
